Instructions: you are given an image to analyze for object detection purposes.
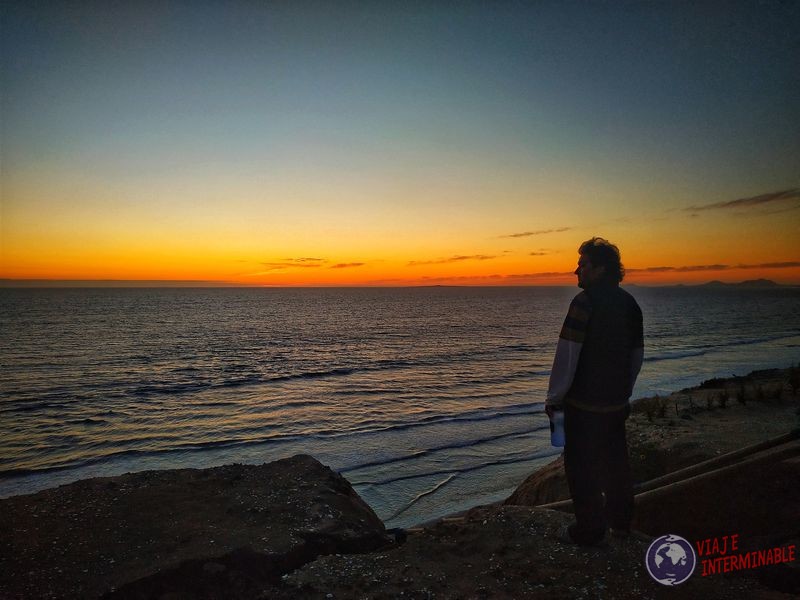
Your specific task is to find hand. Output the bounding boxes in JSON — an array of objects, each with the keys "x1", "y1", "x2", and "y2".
[{"x1": 545, "y1": 405, "x2": 558, "y2": 419}]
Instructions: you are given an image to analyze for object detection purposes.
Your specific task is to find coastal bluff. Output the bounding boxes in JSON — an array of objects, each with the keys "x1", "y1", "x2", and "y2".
[{"x1": 0, "y1": 455, "x2": 390, "y2": 599}]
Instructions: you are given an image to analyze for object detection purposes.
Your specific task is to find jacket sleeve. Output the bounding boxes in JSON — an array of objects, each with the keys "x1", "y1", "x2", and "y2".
[
  {"x1": 628, "y1": 300, "x2": 644, "y2": 397},
  {"x1": 546, "y1": 293, "x2": 591, "y2": 407},
  {"x1": 546, "y1": 338, "x2": 583, "y2": 406}
]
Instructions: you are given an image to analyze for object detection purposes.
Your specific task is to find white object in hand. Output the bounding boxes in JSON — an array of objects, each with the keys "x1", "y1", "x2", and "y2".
[{"x1": 550, "y1": 410, "x2": 565, "y2": 447}]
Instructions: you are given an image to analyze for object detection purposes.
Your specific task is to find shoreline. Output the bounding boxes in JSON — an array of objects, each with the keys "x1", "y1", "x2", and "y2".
[
  {"x1": 2, "y1": 366, "x2": 798, "y2": 598},
  {"x1": 2, "y1": 366, "x2": 797, "y2": 511}
]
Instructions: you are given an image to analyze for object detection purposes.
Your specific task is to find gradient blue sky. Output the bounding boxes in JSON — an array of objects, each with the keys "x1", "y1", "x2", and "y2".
[{"x1": 2, "y1": 1, "x2": 799, "y2": 285}]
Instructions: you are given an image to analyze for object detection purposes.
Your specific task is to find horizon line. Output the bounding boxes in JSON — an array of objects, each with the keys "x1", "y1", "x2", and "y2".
[{"x1": 1, "y1": 278, "x2": 796, "y2": 289}]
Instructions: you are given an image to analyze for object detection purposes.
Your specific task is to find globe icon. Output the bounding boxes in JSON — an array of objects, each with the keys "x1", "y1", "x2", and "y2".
[{"x1": 645, "y1": 534, "x2": 697, "y2": 586}]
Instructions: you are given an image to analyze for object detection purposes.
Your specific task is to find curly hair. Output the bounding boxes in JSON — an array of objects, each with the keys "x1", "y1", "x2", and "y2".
[{"x1": 578, "y1": 237, "x2": 625, "y2": 283}]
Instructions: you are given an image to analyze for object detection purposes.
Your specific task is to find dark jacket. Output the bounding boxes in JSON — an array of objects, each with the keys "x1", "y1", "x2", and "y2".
[{"x1": 564, "y1": 282, "x2": 643, "y2": 412}]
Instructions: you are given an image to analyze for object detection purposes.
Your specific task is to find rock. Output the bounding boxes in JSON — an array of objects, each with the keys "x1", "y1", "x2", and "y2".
[
  {"x1": 0, "y1": 455, "x2": 389, "y2": 599},
  {"x1": 504, "y1": 455, "x2": 569, "y2": 507}
]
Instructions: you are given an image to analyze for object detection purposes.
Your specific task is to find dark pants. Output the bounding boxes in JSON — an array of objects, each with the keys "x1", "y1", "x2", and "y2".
[{"x1": 563, "y1": 403, "x2": 634, "y2": 544}]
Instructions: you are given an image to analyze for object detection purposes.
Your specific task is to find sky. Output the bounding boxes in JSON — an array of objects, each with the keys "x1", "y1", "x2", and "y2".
[{"x1": 1, "y1": 1, "x2": 799, "y2": 286}]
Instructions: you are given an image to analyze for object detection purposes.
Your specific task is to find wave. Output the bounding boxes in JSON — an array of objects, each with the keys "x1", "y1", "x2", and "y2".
[
  {"x1": 113, "y1": 328, "x2": 797, "y2": 396},
  {"x1": 385, "y1": 473, "x2": 459, "y2": 522},
  {"x1": 645, "y1": 332, "x2": 800, "y2": 364},
  {"x1": 182, "y1": 400, "x2": 241, "y2": 409},
  {"x1": 219, "y1": 375, "x2": 266, "y2": 387},
  {"x1": 251, "y1": 399, "x2": 329, "y2": 411},
  {"x1": 64, "y1": 418, "x2": 107, "y2": 426},
  {"x1": 330, "y1": 370, "x2": 548, "y2": 394},
  {"x1": 0, "y1": 400, "x2": 71, "y2": 414},
  {"x1": 131, "y1": 382, "x2": 210, "y2": 396},
  {"x1": 0, "y1": 403, "x2": 548, "y2": 481},
  {"x1": 644, "y1": 349, "x2": 707, "y2": 362},
  {"x1": 353, "y1": 449, "x2": 560, "y2": 491},
  {"x1": 0, "y1": 431, "x2": 289, "y2": 480},
  {"x1": 0, "y1": 447, "x2": 164, "y2": 480},
  {"x1": 261, "y1": 367, "x2": 357, "y2": 383},
  {"x1": 340, "y1": 427, "x2": 546, "y2": 476},
  {"x1": 66, "y1": 328, "x2": 787, "y2": 401},
  {"x1": 1, "y1": 345, "x2": 549, "y2": 408},
  {"x1": 310, "y1": 402, "x2": 544, "y2": 439}
]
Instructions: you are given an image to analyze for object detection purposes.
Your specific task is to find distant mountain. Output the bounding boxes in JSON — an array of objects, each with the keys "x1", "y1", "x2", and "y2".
[
  {"x1": 697, "y1": 279, "x2": 782, "y2": 288},
  {"x1": 637, "y1": 279, "x2": 792, "y2": 290}
]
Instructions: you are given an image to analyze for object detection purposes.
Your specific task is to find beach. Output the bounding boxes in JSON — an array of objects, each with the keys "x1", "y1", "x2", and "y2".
[{"x1": 2, "y1": 367, "x2": 798, "y2": 598}]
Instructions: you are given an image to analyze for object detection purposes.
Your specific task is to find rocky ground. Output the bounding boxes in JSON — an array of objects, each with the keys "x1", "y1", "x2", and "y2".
[
  {"x1": 0, "y1": 455, "x2": 389, "y2": 599},
  {"x1": 279, "y1": 504, "x2": 790, "y2": 599},
  {"x1": 1, "y1": 368, "x2": 798, "y2": 599}
]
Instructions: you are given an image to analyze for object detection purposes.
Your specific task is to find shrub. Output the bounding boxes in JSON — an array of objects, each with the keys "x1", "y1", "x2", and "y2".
[
  {"x1": 706, "y1": 394, "x2": 714, "y2": 410},
  {"x1": 699, "y1": 377, "x2": 726, "y2": 389},
  {"x1": 755, "y1": 385, "x2": 766, "y2": 403},
  {"x1": 657, "y1": 396, "x2": 669, "y2": 418},
  {"x1": 735, "y1": 383, "x2": 747, "y2": 405},
  {"x1": 788, "y1": 364, "x2": 800, "y2": 397},
  {"x1": 718, "y1": 392, "x2": 728, "y2": 409},
  {"x1": 644, "y1": 397, "x2": 656, "y2": 422}
]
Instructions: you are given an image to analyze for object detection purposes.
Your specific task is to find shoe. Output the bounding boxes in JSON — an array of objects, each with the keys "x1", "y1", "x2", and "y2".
[{"x1": 558, "y1": 523, "x2": 607, "y2": 547}]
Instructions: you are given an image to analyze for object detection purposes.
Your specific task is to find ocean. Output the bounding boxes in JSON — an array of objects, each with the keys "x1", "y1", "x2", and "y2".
[{"x1": 1, "y1": 286, "x2": 799, "y2": 528}]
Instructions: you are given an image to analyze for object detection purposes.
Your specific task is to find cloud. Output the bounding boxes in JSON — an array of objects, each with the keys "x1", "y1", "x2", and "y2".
[
  {"x1": 408, "y1": 255, "x2": 497, "y2": 266},
  {"x1": 285, "y1": 257, "x2": 326, "y2": 264},
  {"x1": 366, "y1": 271, "x2": 572, "y2": 285},
  {"x1": 500, "y1": 227, "x2": 572, "y2": 239},
  {"x1": 684, "y1": 188, "x2": 800, "y2": 213},
  {"x1": 419, "y1": 274, "x2": 505, "y2": 282},
  {"x1": 628, "y1": 264, "x2": 728, "y2": 273},
  {"x1": 330, "y1": 262, "x2": 365, "y2": 269},
  {"x1": 259, "y1": 258, "x2": 327, "y2": 271},
  {"x1": 628, "y1": 262, "x2": 800, "y2": 273},
  {"x1": 505, "y1": 271, "x2": 571, "y2": 279}
]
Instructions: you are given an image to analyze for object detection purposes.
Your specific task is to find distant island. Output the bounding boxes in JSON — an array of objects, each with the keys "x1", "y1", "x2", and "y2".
[
  {"x1": 627, "y1": 279, "x2": 795, "y2": 289},
  {"x1": 688, "y1": 279, "x2": 784, "y2": 289}
]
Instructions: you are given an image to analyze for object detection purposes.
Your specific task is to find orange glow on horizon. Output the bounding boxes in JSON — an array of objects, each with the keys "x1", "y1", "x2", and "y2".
[
  {"x1": 3, "y1": 257, "x2": 799, "y2": 287},
  {"x1": 2, "y1": 180, "x2": 798, "y2": 287}
]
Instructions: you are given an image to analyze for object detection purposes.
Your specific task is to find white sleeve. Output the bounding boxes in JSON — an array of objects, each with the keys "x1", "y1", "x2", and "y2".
[
  {"x1": 546, "y1": 338, "x2": 582, "y2": 406},
  {"x1": 629, "y1": 346, "x2": 644, "y2": 397}
]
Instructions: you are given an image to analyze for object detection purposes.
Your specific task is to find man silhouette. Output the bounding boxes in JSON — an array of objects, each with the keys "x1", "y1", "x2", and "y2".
[{"x1": 545, "y1": 237, "x2": 644, "y2": 545}]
